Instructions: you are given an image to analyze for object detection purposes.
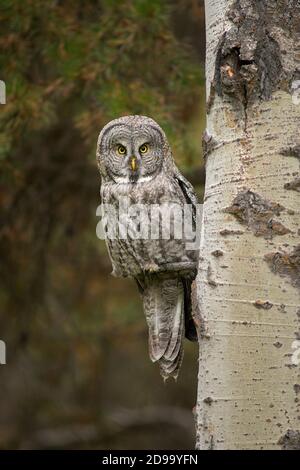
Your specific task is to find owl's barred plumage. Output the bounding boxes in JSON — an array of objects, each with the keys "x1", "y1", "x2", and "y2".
[
  {"x1": 139, "y1": 275, "x2": 185, "y2": 379},
  {"x1": 97, "y1": 115, "x2": 199, "y2": 380}
]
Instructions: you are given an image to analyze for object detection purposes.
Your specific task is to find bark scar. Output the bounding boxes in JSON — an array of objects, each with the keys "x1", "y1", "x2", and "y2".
[
  {"x1": 281, "y1": 146, "x2": 300, "y2": 192},
  {"x1": 278, "y1": 429, "x2": 300, "y2": 450},
  {"x1": 224, "y1": 190, "x2": 291, "y2": 239},
  {"x1": 280, "y1": 146, "x2": 300, "y2": 161},
  {"x1": 207, "y1": 263, "x2": 217, "y2": 288},
  {"x1": 264, "y1": 245, "x2": 300, "y2": 291},
  {"x1": 208, "y1": 0, "x2": 283, "y2": 111},
  {"x1": 254, "y1": 300, "x2": 273, "y2": 310},
  {"x1": 284, "y1": 178, "x2": 300, "y2": 193}
]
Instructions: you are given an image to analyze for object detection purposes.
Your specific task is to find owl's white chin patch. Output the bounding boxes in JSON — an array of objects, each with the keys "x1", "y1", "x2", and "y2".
[
  {"x1": 114, "y1": 175, "x2": 155, "y2": 184},
  {"x1": 136, "y1": 175, "x2": 155, "y2": 183}
]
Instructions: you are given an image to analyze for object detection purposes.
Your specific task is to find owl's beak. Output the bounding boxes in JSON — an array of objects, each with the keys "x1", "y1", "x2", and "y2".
[{"x1": 130, "y1": 156, "x2": 137, "y2": 171}]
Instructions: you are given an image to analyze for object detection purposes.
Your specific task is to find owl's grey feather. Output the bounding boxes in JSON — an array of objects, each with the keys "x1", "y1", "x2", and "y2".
[
  {"x1": 138, "y1": 275, "x2": 185, "y2": 380},
  {"x1": 96, "y1": 115, "x2": 199, "y2": 380}
]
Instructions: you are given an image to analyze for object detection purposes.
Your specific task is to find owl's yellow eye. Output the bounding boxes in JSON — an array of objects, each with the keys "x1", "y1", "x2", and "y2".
[
  {"x1": 117, "y1": 144, "x2": 126, "y2": 155},
  {"x1": 139, "y1": 144, "x2": 148, "y2": 154}
]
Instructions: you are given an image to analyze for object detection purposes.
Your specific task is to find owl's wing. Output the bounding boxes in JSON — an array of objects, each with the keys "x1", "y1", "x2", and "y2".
[
  {"x1": 173, "y1": 170, "x2": 199, "y2": 343},
  {"x1": 173, "y1": 170, "x2": 198, "y2": 229}
]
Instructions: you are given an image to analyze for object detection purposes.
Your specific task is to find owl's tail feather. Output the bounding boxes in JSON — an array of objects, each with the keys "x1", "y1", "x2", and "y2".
[{"x1": 141, "y1": 277, "x2": 185, "y2": 380}]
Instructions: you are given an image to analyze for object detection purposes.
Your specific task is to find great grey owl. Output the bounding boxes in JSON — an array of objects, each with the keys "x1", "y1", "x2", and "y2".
[{"x1": 96, "y1": 115, "x2": 199, "y2": 380}]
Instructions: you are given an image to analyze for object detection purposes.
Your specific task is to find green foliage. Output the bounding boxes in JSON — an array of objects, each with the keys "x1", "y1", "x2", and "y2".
[{"x1": 0, "y1": 0, "x2": 203, "y2": 164}]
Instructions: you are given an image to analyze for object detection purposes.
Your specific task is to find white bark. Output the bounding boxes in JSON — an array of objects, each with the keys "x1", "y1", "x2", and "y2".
[{"x1": 196, "y1": 0, "x2": 300, "y2": 450}]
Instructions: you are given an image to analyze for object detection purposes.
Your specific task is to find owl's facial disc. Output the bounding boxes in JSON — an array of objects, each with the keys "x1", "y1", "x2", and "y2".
[
  {"x1": 98, "y1": 117, "x2": 166, "y2": 184},
  {"x1": 113, "y1": 135, "x2": 162, "y2": 183}
]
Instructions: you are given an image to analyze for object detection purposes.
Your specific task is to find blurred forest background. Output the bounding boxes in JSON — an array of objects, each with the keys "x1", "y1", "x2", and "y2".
[{"x1": 0, "y1": 0, "x2": 205, "y2": 449}]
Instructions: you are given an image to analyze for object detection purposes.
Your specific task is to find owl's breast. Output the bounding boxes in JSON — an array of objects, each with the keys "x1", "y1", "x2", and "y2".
[{"x1": 100, "y1": 176, "x2": 198, "y2": 278}]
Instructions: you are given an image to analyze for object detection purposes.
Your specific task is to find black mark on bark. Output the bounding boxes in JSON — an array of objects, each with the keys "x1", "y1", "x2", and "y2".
[
  {"x1": 220, "y1": 228, "x2": 244, "y2": 236},
  {"x1": 225, "y1": 190, "x2": 290, "y2": 239},
  {"x1": 212, "y1": 249, "x2": 224, "y2": 257},
  {"x1": 278, "y1": 429, "x2": 300, "y2": 450},
  {"x1": 254, "y1": 300, "x2": 273, "y2": 310},
  {"x1": 281, "y1": 146, "x2": 300, "y2": 191},
  {"x1": 294, "y1": 384, "x2": 300, "y2": 395},
  {"x1": 280, "y1": 146, "x2": 300, "y2": 161},
  {"x1": 284, "y1": 178, "x2": 300, "y2": 193},
  {"x1": 203, "y1": 396, "x2": 213, "y2": 405},
  {"x1": 207, "y1": 264, "x2": 217, "y2": 288}
]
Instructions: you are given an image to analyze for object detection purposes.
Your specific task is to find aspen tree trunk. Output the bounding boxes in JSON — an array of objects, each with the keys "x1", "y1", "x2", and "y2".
[{"x1": 195, "y1": 0, "x2": 300, "y2": 450}]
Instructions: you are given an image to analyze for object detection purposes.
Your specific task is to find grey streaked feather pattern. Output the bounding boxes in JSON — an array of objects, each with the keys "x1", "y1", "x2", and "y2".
[
  {"x1": 97, "y1": 115, "x2": 199, "y2": 380},
  {"x1": 139, "y1": 275, "x2": 184, "y2": 380}
]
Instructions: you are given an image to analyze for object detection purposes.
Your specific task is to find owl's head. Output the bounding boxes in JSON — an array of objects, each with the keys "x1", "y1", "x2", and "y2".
[{"x1": 96, "y1": 115, "x2": 173, "y2": 183}]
